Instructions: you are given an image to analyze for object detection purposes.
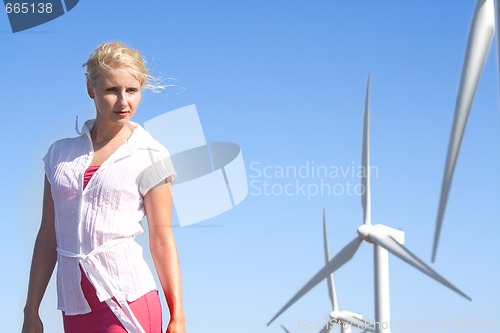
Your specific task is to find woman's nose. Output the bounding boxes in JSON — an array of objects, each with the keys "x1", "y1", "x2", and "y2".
[{"x1": 117, "y1": 91, "x2": 127, "y2": 106}]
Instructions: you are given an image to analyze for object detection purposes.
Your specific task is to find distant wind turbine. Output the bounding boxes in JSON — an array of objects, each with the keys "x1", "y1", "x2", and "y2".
[
  {"x1": 267, "y1": 76, "x2": 471, "y2": 333},
  {"x1": 322, "y1": 208, "x2": 375, "y2": 333},
  {"x1": 279, "y1": 209, "x2": 374, "y2": 333},
  {"x1": 432, "y1": 0, "x2": 496, "y2": 262}
]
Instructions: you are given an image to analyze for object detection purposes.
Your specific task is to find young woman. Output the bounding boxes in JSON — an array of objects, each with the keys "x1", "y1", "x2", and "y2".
[{"x1": 22, "y1": 42, "x2": 187, "y2": 333}]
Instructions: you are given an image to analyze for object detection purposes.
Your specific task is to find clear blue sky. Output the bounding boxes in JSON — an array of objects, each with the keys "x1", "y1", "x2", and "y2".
[{"x1": 2, "y1": 1, "x2": 499, "y2": 332}]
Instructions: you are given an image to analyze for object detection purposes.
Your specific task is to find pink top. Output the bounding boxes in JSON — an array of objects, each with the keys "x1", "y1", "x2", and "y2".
[{"x1": 83, "y1": 166, "x2": 100, "y2": 189}]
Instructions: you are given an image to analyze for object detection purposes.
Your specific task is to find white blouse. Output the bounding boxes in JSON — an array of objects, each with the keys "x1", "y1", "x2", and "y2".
[{"x1": 43, "y1": 119, "x2": 176, "y2": 330}]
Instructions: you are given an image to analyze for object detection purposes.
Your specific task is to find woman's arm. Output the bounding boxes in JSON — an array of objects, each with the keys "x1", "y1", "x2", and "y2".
[
  {"x1": 144, "y1": 182, "x2": 186, "y2": 333},
  {"x1": 22, "y1": 176, "x2": 57, "y2": 333}
]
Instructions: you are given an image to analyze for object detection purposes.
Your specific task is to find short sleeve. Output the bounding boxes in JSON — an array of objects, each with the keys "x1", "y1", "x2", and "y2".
[
  {"x1": 42, "y1": 142, "x2": 56, "y2": 184},
  {"x1": 138, "y1": 148, "x2": 177, "y2": 197}
]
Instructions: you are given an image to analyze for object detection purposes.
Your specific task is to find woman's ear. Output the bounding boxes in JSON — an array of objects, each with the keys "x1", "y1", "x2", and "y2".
[{"x1": 87, "y1": 82, "x2": 95, "y2": 99}]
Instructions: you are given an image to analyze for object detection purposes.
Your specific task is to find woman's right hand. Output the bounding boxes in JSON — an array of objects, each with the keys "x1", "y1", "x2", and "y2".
[{"x1": 21, "y1": 313, "x2": 43, "y2": 333}]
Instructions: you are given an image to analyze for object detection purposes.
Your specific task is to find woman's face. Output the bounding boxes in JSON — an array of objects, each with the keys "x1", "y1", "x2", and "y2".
[{"x1": 88, "y1": 67, "x2": 142, "y2": 127}]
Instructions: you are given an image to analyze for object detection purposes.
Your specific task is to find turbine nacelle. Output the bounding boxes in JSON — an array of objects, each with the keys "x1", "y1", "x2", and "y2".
[
  {"x1": 329, "y1": 310, "x2": 375, "y2": 332},
  {"x1": 357, "y1": 224, "x2": 405, "y2": 246},
  {"x1": 329, "y1": 310, "x2": 365, "y2": 322}
]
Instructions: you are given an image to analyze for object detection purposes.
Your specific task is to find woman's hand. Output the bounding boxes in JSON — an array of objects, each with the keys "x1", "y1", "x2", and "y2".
[
  {"x1": 166, "y1": 316, "x2": 187, "y2": 333},
  {"x1": 21, "y1": 312, "x2": 43, "y2": 333}
]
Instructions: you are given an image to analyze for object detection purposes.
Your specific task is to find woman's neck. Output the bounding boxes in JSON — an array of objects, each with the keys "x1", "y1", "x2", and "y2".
[{"x1": 90, "y1": 120, "x2": 132, "y2": 148}]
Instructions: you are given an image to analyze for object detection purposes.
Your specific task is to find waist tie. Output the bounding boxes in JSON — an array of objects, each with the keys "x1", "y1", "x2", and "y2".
[{"x1": 57, "y1": 237, "x2": 146, "y2": 333}]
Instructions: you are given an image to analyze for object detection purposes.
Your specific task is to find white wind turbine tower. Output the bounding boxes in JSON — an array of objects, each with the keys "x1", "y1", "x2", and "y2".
[
  {"x1": 432, "y1": 0, "x2": 496, "y2": 262},
  {"x1": 322, "y1": 208, "x2": 375, "y2": 333},
  {"x1": 267, "y1": 76, "x2": 471, "y2": 333}
]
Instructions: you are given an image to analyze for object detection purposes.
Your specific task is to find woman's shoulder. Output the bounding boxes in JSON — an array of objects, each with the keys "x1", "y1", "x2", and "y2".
[
  {"x1": 43, "y1": 134, "x2": 88, "y2": 175},
  {"x1": 132, "y1": 123, "x2": 171, "y2": 155},
  {"x1": 43, "y1": 134, "x2": 88, "y2": 168},
  {"x1": 46, "y1": 135, "x2": 85, "y2": 154}
]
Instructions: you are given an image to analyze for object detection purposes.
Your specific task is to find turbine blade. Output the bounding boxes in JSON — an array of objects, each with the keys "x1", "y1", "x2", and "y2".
[
  {"x1": 281, "y1": 324, "x2": 292, "y2": 333},
  {"x1": 370, "y1": 226, "x2": 471, "y2": 300},
  {"x1": 433, "y1": 0, "x2": 495, "y2": 262},
  {"x1": 267, "y1": 236, "x2": 364, "y2": 326},
  {"x1": 362, "y1": 75, "x2": 372, "y2": 226},
  {"x1": 363, "y1": 322, "x2": 376, "y2": 333},
  {"x1": 323, "y1": 208, "x2": 339, "y2": 311},
  {"x1": 319, "y1": 321, "x2": 333, "y2": 333}
]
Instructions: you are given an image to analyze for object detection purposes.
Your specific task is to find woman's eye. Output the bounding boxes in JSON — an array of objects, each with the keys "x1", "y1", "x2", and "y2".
[
  {"x1": 106, "y1": 87, "x2": 117, "y2": 92},
  {"x1": 127, "y1": 88, "x2": 138, "y2": 93}
]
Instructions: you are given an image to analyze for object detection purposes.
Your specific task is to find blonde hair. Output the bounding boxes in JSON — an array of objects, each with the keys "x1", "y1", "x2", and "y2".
[{"x1": 83, "y1": 41, "x2": 161, "y2": 91}]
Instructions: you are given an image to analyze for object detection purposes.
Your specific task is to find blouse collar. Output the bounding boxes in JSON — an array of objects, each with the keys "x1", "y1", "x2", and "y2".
[{"x1": 77, "y1": 118, "x2": 160, "y2": 152}]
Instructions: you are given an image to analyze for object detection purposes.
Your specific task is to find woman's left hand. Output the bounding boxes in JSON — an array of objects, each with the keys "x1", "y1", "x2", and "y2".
[{"x1": 166, "y1": 317, "x2": 186, "y2": 333}]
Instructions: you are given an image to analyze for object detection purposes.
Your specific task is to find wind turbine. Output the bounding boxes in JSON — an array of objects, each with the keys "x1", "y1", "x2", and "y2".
[
  {"x1": 322, "y1": 208, "x2": 375, "y2": 333},
  {"x1": 279, "y1": 209, "x2": 374, "y2": 333},
  {"x1": 267, "y1": 76, "x2": 471, "y2": 333},
  {"x1": 432, "y1": 0, "x2": 496, "y2": 262}
]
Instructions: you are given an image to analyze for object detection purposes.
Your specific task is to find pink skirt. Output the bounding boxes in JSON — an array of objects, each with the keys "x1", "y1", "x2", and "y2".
[{"x1": 62, "y1": 269, "x2": 162, "y2": 333}]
